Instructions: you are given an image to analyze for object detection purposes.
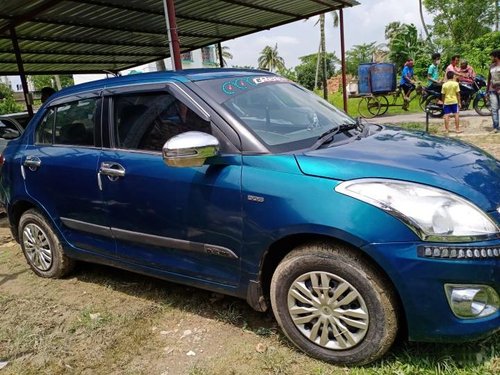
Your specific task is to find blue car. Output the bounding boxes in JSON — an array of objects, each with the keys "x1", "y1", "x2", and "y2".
[{"x1": 0, "y1": 69, "x2": 498, "y2": 365}]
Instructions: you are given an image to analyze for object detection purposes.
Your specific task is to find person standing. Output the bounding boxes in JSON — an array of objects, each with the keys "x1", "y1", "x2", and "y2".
[
  {"x1": 441, "y1": 71, "x2": 462, "y2": 134},
  {"x1": 487, "y1": 49, "x2": 500, "y2": 134},
  {"x1": 400, "y1": 59, "x2": 416, "y2": 110}
]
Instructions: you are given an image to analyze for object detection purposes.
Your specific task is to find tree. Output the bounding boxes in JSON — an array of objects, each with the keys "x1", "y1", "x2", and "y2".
[
  {"x1": 295, "y1": 53, "x2": 337, "y2": 90},
  {"x1": 0, "y1": 83, "x2": 23, "y2": 115},
  {"x1": 423, "y1": 0, "x2": 495, "y2": 47},
  {"x1": 386, "y1": 23, "x2": 427, "y2": 67},
  {"x1": 29, "y1": 75, "x2": 74, "y2": 91},
  {"x1": 418, "y1": 0, "x2": 432, "y2": 44},
  {"x1": 345, "y1": 42, "x2": 378, "y2": 76},
  {"x1": 276, "y1": 67, "x2": 297, "y2": 82},
  {"x1": 216, "y1": 45, "x2": 233, "y2": 67},
  {"x1": 314, "y1": 12, "x2": 339, "y2": 98},
  {"x1": 257, "y1": 44, "x2": 285, "y2": 72}
]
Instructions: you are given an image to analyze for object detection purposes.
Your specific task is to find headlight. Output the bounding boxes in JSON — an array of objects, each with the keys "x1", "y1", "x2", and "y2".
[{"x1": 335, "y1": 179, "x2": 499, "y2": 242}]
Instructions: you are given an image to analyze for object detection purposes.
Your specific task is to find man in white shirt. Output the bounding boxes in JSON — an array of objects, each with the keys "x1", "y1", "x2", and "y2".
[{"x1": 487, "y1": 49, "x2": 500, "y2": 133}]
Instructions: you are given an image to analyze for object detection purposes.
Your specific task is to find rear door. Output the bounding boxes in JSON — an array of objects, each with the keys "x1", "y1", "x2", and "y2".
[
  {"x1": 22, "y1": 93, "x2": 115, "y2": 256},
  {"x1": 99, "y1": 84, "x2": 243, "y2": 286}
]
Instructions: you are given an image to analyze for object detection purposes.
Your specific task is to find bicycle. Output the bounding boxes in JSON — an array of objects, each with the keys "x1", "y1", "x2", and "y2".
[{"x1": 357, "y1": 83, "x2": 424, "y2": 118}]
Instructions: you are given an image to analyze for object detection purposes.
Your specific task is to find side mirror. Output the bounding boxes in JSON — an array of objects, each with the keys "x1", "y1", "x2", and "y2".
[{"x1": 163, "y1": 131, "x2": 220, "y2": 168}]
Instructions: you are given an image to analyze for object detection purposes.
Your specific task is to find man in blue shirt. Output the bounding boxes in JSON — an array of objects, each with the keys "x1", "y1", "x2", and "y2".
[{"x1": 400, "y1": 58, "x2": 416, "y2": 110}]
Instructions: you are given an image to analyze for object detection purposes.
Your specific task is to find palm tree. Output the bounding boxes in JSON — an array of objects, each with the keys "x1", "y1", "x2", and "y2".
[
  {"x1": 217, "y1": 45, "x2": 233, "y2": 67},
  {"x1": 258, "y1": 44, "x2": 285, "y2": 72},
  {"x1": 418, "y1": 0, "x2": 431, "y2": 41},
  {"x1": 314, "y1": 12, "x2": 339, "y2": 99}
]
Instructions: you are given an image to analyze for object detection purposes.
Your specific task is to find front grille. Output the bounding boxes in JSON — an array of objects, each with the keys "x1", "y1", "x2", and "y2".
[{"x1": 417, "y1": 246, "x2": 500, "y2": 260}]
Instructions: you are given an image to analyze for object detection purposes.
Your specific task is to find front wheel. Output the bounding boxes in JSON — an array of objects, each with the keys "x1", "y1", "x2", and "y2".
[
  {"x1": 474, "y1": 94, "x2": 492, "y2": 116},
  {"x1": 270, "y1": 243, "x2": 398, "y2": 366}
]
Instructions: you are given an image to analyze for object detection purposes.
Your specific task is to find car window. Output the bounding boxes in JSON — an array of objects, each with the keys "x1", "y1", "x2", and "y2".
[
  {"x1": 35, "y1": 109, "x2": 56, "y2": 144},
  {"x1": 113, "y1": 93, "x2": 211, "y2": 152},
  {"x1": 54, "y1": 99, "x2": 97, "y2": 146}
]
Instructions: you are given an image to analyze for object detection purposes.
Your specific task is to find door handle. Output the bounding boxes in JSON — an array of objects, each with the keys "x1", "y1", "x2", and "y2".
[
  {"x1": 99, "y1": 162, "x2": 126, "y2": 179},
  {"x1": 23, "y1": 156, "x2": 41, "y2": 171}
]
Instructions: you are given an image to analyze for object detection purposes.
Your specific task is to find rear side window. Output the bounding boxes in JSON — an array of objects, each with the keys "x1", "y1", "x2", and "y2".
[
  {"x1": 113, "y1": 93, "x2": 211, "y2": 152},
  {"x1": 36, "y1": 98, "x2": 100, "y2": 146}
]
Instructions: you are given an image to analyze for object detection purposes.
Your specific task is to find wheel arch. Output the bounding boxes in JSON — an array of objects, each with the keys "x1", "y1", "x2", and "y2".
[
  {"x1": 258, "y1": 232, "x2": 407, "y2": 336},
  {"x1": 9, "y1": 199, "x2": 45, "y2": 242}
]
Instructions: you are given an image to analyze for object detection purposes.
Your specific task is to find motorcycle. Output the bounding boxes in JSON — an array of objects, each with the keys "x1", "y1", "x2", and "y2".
[{"x1": 423, "y1": 75, "x2": 491, "y2": 118}]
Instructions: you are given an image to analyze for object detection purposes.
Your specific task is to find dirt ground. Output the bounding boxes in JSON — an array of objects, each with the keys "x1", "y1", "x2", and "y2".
[{"x1": 0, "y1": 119, "x2": 499, "y2": 375}]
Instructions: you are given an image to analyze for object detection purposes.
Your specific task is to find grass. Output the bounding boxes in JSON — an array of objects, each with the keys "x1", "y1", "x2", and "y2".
[
  {"x1": 326, "y1": 91, "x2": 423, "y2": 118},
  {"x1": 0, "y1": 130, "x2": 499, "y2": 374}
]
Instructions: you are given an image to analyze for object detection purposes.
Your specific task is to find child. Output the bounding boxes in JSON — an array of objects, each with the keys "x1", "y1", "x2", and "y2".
[{"x1": 441, "y1": 71, "x2": 462, "y2": 133}]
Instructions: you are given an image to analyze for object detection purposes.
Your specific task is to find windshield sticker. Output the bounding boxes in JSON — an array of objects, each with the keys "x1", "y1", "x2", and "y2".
[{"x1": 221, "y1": 76, "x2": 288, "y2": 95}]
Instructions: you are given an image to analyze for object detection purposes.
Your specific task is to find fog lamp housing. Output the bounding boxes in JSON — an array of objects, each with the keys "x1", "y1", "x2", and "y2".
[{"x1": 445, "y1": 284, "x2": 499, "y2": 319}]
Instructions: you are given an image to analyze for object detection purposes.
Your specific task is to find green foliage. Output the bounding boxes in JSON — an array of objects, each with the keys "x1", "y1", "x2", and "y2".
[
  {"x1": 29, "y1": 75, "x2": 74, "y2": 91},
  {"x1": 295, "y1": 53, "x2": 337, "y2": 90},
  {"x1": 231, "y1": 65, "x2": 256, "y2": 70},
  {"x1": 345, "y1": 42, "x2": 378, "y2": 76},
  {"x1": 0, "y1": 83, "x2": 23, "y2": 115},
  {"x1": 257, "y1": 44, "x2": 286, "y2": 72},
  {"x1": 276, "y1": 66, "x2": 297, "y2": 82},
  {"x1": 386, "y1": 23, "x2": 429, "y2": 77},
  {"x1": 423, "y1": 0, "x2": 496, "y2": 47},
  {"x1": 460, "y1": 31, "x2": 500, "y2": 76}
]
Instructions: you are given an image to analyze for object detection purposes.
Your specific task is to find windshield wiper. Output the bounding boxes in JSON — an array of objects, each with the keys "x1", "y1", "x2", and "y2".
[
  {"x1": 310, "y1": 121, "x2": 359, "y2": 149},
  {"x1": 310, "y1": 127, "x2": 340, "y2": 149}
]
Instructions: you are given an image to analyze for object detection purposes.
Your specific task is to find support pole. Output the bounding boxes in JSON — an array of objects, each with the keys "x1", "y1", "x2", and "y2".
[
  {"x1": 218, "y1": 42, "x2": 224, "y2": 68},
  {"x1": 9, "y1": 25, "x2": 33, "y2": 117},
  {"x1": 162, "y1": 0, "x2": 182, "y2": 70},
  {"x1": 340, "y1": 9, "x2": 348, "y2": 113}
]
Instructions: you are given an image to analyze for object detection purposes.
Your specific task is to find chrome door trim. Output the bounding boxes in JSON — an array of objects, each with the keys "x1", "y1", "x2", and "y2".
[
  {"x1": 60, "y1": 217, "x2": 238, "y2": 259},
  {"x1": 111, "y1": 227, "x2": 239, "y2": 259},
  {"x1": 60, "y1": 217, "x2": 112, "y2": 238}
]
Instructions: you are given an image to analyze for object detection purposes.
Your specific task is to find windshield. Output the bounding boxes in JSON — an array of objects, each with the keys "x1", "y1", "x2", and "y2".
[{"x1": 195, "y1": 76, "x2": 356, "y2": 152}]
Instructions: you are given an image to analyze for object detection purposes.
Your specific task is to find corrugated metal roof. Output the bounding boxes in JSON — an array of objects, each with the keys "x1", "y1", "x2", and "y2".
[{"x1": 0, "y1": 0, "x2": 359, "y2": 75}]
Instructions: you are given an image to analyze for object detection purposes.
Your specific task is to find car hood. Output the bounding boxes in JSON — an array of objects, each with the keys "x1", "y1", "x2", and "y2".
[{"x1": 295, "y1": 127, "x2": 500, "y2": 212}]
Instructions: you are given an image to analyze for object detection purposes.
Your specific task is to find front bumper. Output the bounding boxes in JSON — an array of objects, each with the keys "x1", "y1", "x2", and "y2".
[{"x1": 362, "y1": 240, "x2": 500, "y2": 342}]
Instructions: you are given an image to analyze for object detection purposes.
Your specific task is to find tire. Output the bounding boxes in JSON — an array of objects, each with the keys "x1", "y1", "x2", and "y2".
[
  {"x1": 270, "y1": 243, "x2": 398, "y2": 366},
  {"x1": 357, "y1": 97, "x2": 380, "y2": 119},
  {"x1": 424, "y1": 96, "x2": 444, "y2": 118},
  {"x1": 18, "y1": 209, "x2": 75, "y2": 278},
  {"x1": 473, "y1": 94, "x2": 492, "y2": 117},
  {"x1": 377, "y1": 96, "x2": 389, "y2": 116}
]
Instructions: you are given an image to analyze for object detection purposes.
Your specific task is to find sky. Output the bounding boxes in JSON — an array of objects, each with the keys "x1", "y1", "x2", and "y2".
[
  {"x1": 224, "y1": 0, "x2": 431, "y2": 69},
  {"x1": 6, "y1": 0, "x2": 432, "y2": 88}
]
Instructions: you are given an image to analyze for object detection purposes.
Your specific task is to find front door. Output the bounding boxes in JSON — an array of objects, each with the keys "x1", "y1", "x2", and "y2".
[{"x1": 99, "y1": 89, "x2": 243, "y2": 286}]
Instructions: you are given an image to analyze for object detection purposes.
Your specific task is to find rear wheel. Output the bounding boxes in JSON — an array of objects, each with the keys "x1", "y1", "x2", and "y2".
[
  {"x1": 270, "y1": 243, "x2": 398, "y2": 366},
  {"x1": 358, "y1": 97, "x2": 381, "y2": 119},
  {"x1": 18, "y1": 209, "x2": 75, "y2": 278},
  {"x1": 474, "y1": 94, "x2": 492, "y2": 116}
]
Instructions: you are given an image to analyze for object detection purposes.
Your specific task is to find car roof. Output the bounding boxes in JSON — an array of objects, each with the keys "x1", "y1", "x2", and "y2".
[{"x1": 47, "y1": 68, "x2": 274, "y2": 102}]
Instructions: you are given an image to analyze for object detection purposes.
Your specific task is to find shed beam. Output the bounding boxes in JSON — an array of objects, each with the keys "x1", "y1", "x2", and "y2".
[
  {"x1": 218, "y1": 0, "x2": 301, "y2": 17},
  {"x1": 0, "y1": 0, "x2": 63, "y2": 35},
  {"x1": 24, "y1": 18, "x2": 225, "y2": 39},
  {"x1": 8, "y1": 25, "x2": 33, "y2": 117},
  {"x1": 0, "y1": 49, "x2": 163, "y2": 57},
  {"x1": 340, "y1": 8, "x2": 347, "y2": 112},
  {"x1": 0, "y1": 35, "x2": 167, "y2": 48},
  {"x1": 68, "y1": 0, "x2": 262, "y2": 29}
]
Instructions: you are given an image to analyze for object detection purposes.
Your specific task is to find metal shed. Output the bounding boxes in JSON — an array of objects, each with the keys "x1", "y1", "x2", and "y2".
[{"x1": 0, "y1": 0, "x2": 359, "y2": 114}]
